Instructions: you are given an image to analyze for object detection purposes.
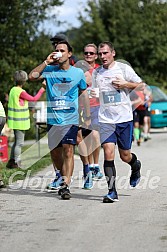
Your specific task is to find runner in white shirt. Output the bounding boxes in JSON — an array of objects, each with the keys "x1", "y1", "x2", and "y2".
[{"x1": 92, "y1": 41, "x2": 144, "y2": 203}]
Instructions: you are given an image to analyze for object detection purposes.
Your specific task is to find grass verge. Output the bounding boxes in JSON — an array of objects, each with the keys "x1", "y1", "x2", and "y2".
[{"x1": 0, "y1": 145, "x2": 52, "y2": 187}]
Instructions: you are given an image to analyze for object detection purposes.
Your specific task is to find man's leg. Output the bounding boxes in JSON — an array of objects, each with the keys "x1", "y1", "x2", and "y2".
[
  {"x1": 90, "y1": 130, "x2": 103, "y2": 179},
  {"x1": 77, "y1": 128, "x2": 93, "y2": 189},
  {"x1": 119, "y1": 149, "x2": 141, "y2": 187},
  {"x1": 50, "y1": 147, "x2": 63, "y2": 170},
  {"x1": 99, "y1": 122, "x2": 118, "y2": 203},
  {"x1": 46, "y1": 125, "x2": 66, "y2": 191},
  {"x1": 46, "y1": 147, "x2": 63, "y2": 191},
  {"x1": 61, "y1": 144, "x2": 74, "y2": 185},
  {"x1": 102, "y1": 142, "x2": 119, "y2": 203},
  {"x1": 58, "y1": 125, "x2": 79, "y2": 199},
  {"x1": 117, "y1": 121, "x2": 141, "y2": 188},
  {"x1": 77, "y1": 128, "x2": 89, "y2": 165}
]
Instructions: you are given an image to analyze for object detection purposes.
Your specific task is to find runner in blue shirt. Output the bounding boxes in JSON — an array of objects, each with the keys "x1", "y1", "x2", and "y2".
[{"x1": 29, "y1": 41, "x2": 91, "y2": 200}]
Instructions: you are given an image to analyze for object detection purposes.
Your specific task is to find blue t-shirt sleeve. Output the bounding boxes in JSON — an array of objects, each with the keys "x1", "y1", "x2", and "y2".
[
  {"x1": 78, "y1": 71, "x2": 87, "y2": 90},
  {"x1": 41, "y1": 65, "x2": 57, "y2": 78},
  {"x1": 41, "y1": 66, "x2": 49, "y2": 78}
]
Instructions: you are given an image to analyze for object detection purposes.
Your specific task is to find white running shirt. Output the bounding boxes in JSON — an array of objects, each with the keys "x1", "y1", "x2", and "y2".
[{"x1": 92, "y1": 61, "x2": 142, "y2": 124}]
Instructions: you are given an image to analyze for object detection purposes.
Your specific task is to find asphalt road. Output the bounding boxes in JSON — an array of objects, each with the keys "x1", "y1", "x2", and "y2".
[{"x1": 0, "y1": 128, "x2": 167, "y2": 252}]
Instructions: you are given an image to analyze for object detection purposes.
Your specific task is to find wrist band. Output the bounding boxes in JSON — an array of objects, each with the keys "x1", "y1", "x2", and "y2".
[{"x1": 44, "y1": 60, "x2": 48, "y2": 66}]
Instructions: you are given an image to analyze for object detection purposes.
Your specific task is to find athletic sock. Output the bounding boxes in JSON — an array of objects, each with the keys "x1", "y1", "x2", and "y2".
[
  {"x1": 89, "y1": 164, "x2": 94, "y2": 170},
  {"x1": 128, "y1": 153, "x2": 138, "y2": 171},
  {"x1": 55, "y1": 170, "x2": 61, "y2": 179},
  {"x1": 134, "y1": 128, "x2": 140, "y2": 140},
  {"x1": 104, "y1": 160, "x2": 116, "y2": 191},
  {"x1": 94, "y1": 163, "x2": 100, "y2": 172},
  {"x1": 83, "y1": 164, "x2": 90, "y2": 178}
]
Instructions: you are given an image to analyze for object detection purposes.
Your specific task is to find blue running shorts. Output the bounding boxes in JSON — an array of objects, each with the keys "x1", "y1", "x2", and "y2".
[{"x1": 100, "y1": 121, "x2": 133, "y2": 150}]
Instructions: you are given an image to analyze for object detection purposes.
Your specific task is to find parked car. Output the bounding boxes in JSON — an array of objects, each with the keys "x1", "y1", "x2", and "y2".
[{"x1": 150, "y1": 85, "x2": 167, "y2": 128}]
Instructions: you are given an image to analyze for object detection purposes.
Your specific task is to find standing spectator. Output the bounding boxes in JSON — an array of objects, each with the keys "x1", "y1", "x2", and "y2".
[
  {"x1": 6, "y1": 70, "x2": 45, "y2": 169},
  {"x1": 0, "y1": 101, "x2": 6, "y2": 187},
  {"x1": 29, "y1": 41, "x2": 90, "y2": 200},
  {"x1": 92, "y1": 41, "x2": 143, "y2": 203},
  {"x1": 0, "y1": 101, "x2": 6, "y2": 135}
]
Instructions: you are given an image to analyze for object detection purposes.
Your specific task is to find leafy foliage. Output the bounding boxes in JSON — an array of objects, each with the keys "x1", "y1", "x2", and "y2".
[
  {"x1": 71, "y1": 0, "x2": 167, "y2": 88},
  {"x1": 0, "y1": 0, "x2": 63, "y2": 102},
  {"x1": 0, "y1": 0, "x2": 167, "y2": 105}
]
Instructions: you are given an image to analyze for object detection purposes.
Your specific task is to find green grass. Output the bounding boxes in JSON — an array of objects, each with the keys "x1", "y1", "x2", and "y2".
[
  {"x1": 0, "y1": 144, "x2": 80, "y2": 187},
  {"x1": 0, "y1": 145, "x2": 52, "y2": 186}
]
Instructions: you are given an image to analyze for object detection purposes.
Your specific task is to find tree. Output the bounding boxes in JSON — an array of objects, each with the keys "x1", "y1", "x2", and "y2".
[
  {"x1": 71, "y1": 0, "x2": 167, "y2": 88},
  {"x1": 0, "y1": 0, "x2": 63, "y2": 101}
]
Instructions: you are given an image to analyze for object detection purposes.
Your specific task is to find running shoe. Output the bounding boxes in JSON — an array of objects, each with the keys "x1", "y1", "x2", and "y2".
[
  {"x1": 46, "y1": 176, "x2": 62, "y2": 192},
  {"x1": 93, "y1": 166, "x2": 103, "y2": 180},
  {"x1": 58, "y1": 185, "x2": 71, "y2": 200},
  {"x1": 137, "y1": 140, "x2": 141, "y2": 146},
  {"x1": 0, "y1": 180, "x2": 4, "y2": 188},
  {"x1": 83, "y1": 172, "x2": 93, "y2": 190},
  {"x1": 103, "y1": 190, "x2": 119, "y2": 203},
  {"x1": 89, "y1": 167, "x2": 95, "y2": 178},
  {"x1": 6, "y1": 159, "x2": 18, "y2": 169},
  {"x1": 130, "y1": 160, "x2": 141, "y2": 187}
]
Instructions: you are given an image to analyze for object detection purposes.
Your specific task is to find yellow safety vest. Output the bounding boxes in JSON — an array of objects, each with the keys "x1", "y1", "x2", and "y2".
[{"x1": 7, "y1": 86, "x2": 30, "y2": 130}]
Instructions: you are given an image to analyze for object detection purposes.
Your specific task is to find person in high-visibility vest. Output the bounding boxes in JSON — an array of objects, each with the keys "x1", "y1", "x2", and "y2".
[
  {"x1": 0, "y1": 101, "x2": 6, "y2": 135},
  {"x1": 6, "y1": 70, "x2": 45, "y2": 169},
  {"x1": 0, "y1": 101, "x2": 6, "y2": 187}
]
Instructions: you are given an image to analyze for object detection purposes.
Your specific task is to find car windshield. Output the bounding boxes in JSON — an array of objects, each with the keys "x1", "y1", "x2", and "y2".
[{"x1": 151, "y1": 87, "x2": 167, "y2": 102}]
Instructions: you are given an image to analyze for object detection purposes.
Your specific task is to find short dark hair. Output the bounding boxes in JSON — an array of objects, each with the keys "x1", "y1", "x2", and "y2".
[
  {"x1": 98, "y1": 41, "x2": 114, "y2": 52},
  {"x1": 56, "y1": 40, "x2": 73, "y2": 52}
]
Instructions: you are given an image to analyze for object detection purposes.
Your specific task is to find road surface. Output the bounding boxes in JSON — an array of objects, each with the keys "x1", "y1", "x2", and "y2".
[{"x1": 0, "y1": 128, "x2": 167, "y2": 252}]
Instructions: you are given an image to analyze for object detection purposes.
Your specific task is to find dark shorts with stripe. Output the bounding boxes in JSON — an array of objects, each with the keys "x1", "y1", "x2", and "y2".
[{"x1": 47, "y1": 124, "x2": 79, "y2": 150}]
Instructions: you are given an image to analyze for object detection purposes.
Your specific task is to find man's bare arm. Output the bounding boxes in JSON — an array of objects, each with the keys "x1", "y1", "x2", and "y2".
[
  {"x1": 112, "y1": 78, "x2": 145, "y2": 90},
  {"x1": 28, "y1": 52, "x2": 58, "y2": 81}
]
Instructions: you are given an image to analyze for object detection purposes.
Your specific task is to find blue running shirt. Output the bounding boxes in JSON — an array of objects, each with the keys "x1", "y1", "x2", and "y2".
[{"x1": 42, "y1": 65, "x2": 86, "y2": 125}]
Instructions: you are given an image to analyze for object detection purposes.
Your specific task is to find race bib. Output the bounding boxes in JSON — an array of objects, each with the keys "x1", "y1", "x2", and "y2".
[
  {"x1": 51, "y1": 81, "x2": 73, "y2": 110},
  {"x1": 102, "y1": 90, "x2": 121, "y2": 105},
  {"x1": 52, "y1": 96, "x2": 71, "y2": 110}
]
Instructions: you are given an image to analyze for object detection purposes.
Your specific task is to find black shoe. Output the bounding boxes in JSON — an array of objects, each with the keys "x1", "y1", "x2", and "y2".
[
  {"x1": 103, "y1": 190, "x2": 119, "y2": 203},
  {"x1": 130, "y1": 160, "x2": 141, "y2": 187},
  {"x1": 6, "y1": 159, "x2": 18, "y2": 169},
  {"x1": 58, "y1": 185, "x2": 71, "y2": 200}
]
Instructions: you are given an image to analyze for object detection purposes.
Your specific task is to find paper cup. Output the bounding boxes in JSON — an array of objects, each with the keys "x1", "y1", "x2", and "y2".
[
  {"x1": 52, "y1": 52, "x2": 62, "y2": 59},
  {"x1": 94, "y1": 88, "x2": 99, "y2": 98}
]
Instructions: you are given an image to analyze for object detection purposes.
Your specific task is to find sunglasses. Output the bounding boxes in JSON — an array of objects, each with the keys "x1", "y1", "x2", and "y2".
[{"x1": 84, "y1": 52, "x2": 96, "y2": 55}]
